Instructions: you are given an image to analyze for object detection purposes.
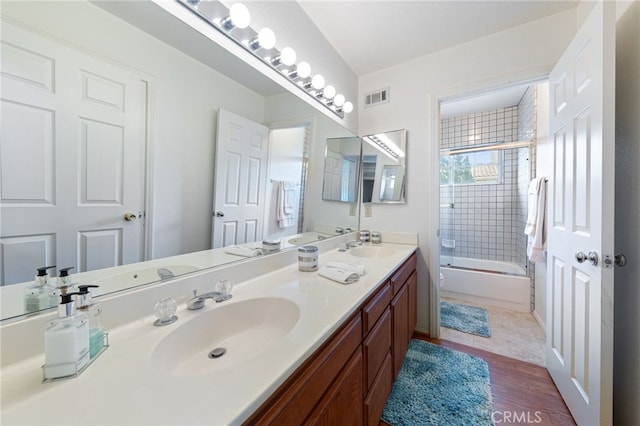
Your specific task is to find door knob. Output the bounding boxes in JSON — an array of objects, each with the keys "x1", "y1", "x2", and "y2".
[
  {"x1": 615, "y1": 254, "x2": 627, "y2": 267},
  {"x1": 215, "y1": 211, "x2": 225, "y2": 218},
  {"x1": 124, "y1": 213, "x2": 138, "y2": 221},
  {"x1": 575, "y1": 251, "x2": 598, "y2": 266}
]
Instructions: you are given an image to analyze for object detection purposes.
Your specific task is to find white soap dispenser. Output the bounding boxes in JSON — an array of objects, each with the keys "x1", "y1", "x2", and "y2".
[
  {"x1": 24, "y1": 265, "x2": 56, "y2": 313},
  {"x1": 77, "y1": 285, "x2": 105, "y2": 359},
  {"x1": 43, "y1": 292, "x2": 90, "y2": 380}
]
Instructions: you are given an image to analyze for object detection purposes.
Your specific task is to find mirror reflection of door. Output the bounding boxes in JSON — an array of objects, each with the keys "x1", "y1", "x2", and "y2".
[
  {"x1": 380, "y1": 165, "x2": 406, "y2": 201},
  {"x1": 212, "y1": 109, "x2": 269, "y2": 248},
  {"x1": 322, "y1": 137, "x2": 360, "y2": 203},
  {"x1": 0, "y1": 23, "x2": 147, "y2": 285},
  {"x1": 361, "y1": 129, "x2": 407, "y2": 204}
]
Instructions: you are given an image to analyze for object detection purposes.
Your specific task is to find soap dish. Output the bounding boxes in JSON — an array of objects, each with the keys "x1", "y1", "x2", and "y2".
[{"x1": 42, "y1": 333, "x2": 110, "y2": 383}]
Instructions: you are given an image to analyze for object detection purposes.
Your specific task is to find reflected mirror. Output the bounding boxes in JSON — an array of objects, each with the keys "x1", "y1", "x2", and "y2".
[
  {"x1": 361, "y1": 130, "x2": 407, "y2": 204},
  {"x1": 0, "y1": 1, "x2": 357, "y2": 321},
  {"x1": 322, "y1": 137, "x2": 361, "y2": 203}
]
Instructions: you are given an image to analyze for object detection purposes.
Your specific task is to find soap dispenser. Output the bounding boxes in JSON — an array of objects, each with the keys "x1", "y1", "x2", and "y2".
[
  {"x1": 77, "y1": 285, "x2": 105, "y2": 358},
  {"x1": 24, "y1": 266, "x2": 56, "y2": 313},
  {"x1": 43, "y1": 293, "x2": 90, "y2": 380},
  {"x1": 57, "y1": 267, "x2": 76, "y2": 295}
]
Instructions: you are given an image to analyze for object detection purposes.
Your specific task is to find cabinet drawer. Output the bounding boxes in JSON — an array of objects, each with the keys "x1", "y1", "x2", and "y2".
[
  {"x1": 362, "y1": 282, "x2": 391, "y2": 335},
  {"x1": 363, "y1": 307, "x2": 391, "y2": 392},
  {"x1": 364, "y1": 351, "x2": 393, "y2": 426},
  {"x1": 390, "y1": 253, "x2": 416, "y2": 295}
]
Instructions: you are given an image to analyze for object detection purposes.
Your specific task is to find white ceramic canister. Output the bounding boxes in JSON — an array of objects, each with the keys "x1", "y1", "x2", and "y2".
[{"x1": 298, "y1": 246, "x2": 318, "y2": 272}]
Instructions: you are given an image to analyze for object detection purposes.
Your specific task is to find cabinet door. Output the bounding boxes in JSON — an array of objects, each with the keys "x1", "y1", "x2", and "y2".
[
  {"x1": 407, "y1": 271, "x2": 417, "y2": 340},
  {"x1": 391, "y1": 283, "x2": 409, "y2": 378},
  {"x1": 306, "y1": 348, "x2": 364, "y2": 426}
]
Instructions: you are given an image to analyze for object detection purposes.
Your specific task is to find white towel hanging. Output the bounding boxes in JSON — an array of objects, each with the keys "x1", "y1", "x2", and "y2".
[
  {"x1": 525, "y1": 177, "x2": 547, "y2": 262},
  {"x1": 276, "y1": 181, "x2": 296, "y2": 228}
]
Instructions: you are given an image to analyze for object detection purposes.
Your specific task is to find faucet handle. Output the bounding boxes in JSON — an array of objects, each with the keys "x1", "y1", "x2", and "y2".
[{"x1": 192, "y1": 289, "x2": 198, "y2": 298}]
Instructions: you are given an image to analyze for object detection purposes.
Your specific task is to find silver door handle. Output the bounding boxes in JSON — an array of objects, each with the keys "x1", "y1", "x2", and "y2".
[
  {"x1": 575, "y1": 251, "x2": 598, "y2": 266},
  {"x1": 214, "y1": 211, "x2": 225, "y2": 218}
]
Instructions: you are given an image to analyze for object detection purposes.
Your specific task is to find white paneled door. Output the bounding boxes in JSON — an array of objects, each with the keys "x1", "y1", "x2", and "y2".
[
  {"x1": 212, "y1": 109, "x2": 268, "y2": 248},
  {"x1": 546, "y1": 2, "x2": 615, "y2": 424},
  {"x1": 0, "y1": 23, "x2": 146, "y2": 285}
]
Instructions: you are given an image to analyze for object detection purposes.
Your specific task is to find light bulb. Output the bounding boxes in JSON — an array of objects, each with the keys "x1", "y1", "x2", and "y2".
[
  {"x1": 257, "y1": 28, "x2": 276, "y2": 49},
  {"x1": 323, "y1": 85, "x2": 336, "y2": 99},
  {"x1": 343, "y1": 101, "x2": 354, "y2": 113},
  {"x1": 334, "y1": 94, "x2": 345, "y2": 107},
  {"x1": 296, "y1": 61, "x2": 311, "y2": 79},
  {"x1": 311, "y1": 74, "x2": 325, "y2": 90},
  {"x1": 229, "y1": 3, "x2": 250, "y2": 29},
  {"x1": 280, "y1": 47, "x2": 296, "y2": 66}
]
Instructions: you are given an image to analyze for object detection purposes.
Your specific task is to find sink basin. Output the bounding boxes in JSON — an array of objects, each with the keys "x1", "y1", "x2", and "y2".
[
  {"x1": 350, "y1": 246, "x2": 396, "y2": 258},
  {"x1": 150, "y1": 297, "x2": 300, "y2": 376}
]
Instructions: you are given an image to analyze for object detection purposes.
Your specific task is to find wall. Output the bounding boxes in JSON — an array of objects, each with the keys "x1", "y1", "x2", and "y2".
[
  {"x1": 358, "y1": 9, "x2": 577, "y2": 333},
  {"x1": 613, "y1": 1, "x2": 640, "y2": 423}
]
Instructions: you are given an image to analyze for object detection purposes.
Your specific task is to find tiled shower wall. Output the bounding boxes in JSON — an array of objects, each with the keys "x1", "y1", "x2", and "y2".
[
  {"x1": 440, "y1": 106, "x2": 522, "y2": 263},
  {"x1": 440, "y1": 89, "x2": 538, "y2": 271}
]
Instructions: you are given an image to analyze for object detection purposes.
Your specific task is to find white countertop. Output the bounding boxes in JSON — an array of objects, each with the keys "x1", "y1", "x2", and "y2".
[{"x1": 0, "y1": 243, "x2": 416, "y2": 425}]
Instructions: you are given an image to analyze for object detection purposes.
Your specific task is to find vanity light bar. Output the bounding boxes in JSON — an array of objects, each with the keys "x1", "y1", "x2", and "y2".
[{"x1": 180, "y1": 0, "x2": 352, "y2": 119}]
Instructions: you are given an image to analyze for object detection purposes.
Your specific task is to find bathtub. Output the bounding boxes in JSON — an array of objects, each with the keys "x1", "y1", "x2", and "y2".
[{"x1": 440, "y1": 257, "x2": 531, "y2": 312}]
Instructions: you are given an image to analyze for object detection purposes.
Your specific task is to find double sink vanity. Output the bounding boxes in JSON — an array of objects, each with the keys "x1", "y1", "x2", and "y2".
[{"x1": 0, "y1": 234, "x2": 417, "y2": 425}]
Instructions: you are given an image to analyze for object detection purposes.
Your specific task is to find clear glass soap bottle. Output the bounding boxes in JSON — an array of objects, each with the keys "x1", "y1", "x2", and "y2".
[{"x1": 76, "y1": 285, "x2": 105, "y2": 359}]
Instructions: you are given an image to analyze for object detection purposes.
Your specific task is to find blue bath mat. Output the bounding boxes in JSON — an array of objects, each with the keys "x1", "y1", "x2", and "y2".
[
  {"x1": 441, "y1": 301, "x2": 491, "y2": 337},
  {"x1": 381, "y1": 339, "x2": 494, "y2": 425}
]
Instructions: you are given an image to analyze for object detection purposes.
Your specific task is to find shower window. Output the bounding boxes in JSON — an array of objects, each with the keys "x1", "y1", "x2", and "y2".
[{"x1": 440, "y1": 149, "x2": 503, "y2": 186}]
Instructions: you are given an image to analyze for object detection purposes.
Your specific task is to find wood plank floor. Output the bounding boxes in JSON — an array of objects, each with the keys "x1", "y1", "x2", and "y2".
[{"x1": 381, "y1": 334, "x2": 576, "y2": 425}]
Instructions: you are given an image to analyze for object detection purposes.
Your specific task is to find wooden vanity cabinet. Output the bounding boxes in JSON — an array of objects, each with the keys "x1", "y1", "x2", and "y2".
[{"x1": 244, "y1": 253, "x2": 417, "y2": 426}]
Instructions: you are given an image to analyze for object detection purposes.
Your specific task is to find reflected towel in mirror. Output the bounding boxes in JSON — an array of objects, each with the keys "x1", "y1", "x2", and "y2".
[
  {"x1": 225, "y1": 246, "x2": 262, "y2": 257},
  {"x1": 277, "y1": 181, "x2": 297, "y2": 228}
]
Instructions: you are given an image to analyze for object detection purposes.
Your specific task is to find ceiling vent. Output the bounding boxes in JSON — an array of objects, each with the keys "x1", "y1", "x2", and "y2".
[{"x1": 364, "y1": 87, "x2": 390, "y2": 108}]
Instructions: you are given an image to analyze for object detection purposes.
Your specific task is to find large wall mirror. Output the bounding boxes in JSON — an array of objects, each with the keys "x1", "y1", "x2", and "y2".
[
  {"x1": 361, "y1": 130, "x2": 407, "y2": 204},
  {"x1": 0, "y1": 1, "x2": 358, "y2": 321}
]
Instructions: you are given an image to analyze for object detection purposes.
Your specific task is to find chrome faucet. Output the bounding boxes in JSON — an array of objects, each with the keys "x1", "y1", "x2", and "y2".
[
  {"x1": 186, "y1": 290, "x2": 232, "y2": 310},
  {"x1": 346, "y1": 240, "x2": 360, "y2": 248}
]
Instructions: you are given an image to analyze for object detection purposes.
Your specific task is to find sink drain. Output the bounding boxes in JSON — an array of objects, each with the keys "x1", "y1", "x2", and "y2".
[{"x1": 208, "y1": 347, "x2": 226, "y2": 359}]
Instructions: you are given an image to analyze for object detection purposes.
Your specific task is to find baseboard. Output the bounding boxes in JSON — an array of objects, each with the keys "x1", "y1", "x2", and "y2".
[{"x1": 532, "y1": 310, "x2": 546, "y2": 334}]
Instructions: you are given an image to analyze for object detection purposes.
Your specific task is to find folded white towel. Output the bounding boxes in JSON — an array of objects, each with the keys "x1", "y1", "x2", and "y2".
[
  {"x1": 318, "y1": 266, "x2": 359, "y2": 284},
  {"x1": 326, "y1": 261, "x2": 365, "y2": 276},
  {"x1": 225, "y1": 246, "x2": 262, "y2": 257}
]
